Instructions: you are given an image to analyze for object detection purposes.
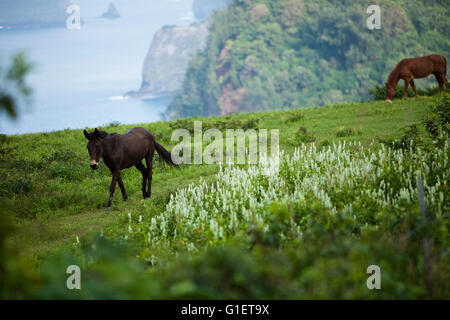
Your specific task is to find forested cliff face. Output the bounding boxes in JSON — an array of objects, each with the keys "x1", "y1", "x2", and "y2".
[
  {"x1": 167, "y1": 0, "x2": 450, "y2": 118},
  {"x1": 0, "y1": 0, "x2": 71, "y2": 28},
  {"x1": 128, "y1": 0, "x2": 233, "y2": 98},
  {"x1": 127, "y1": 23, "x2": 209, "y2": 99}
]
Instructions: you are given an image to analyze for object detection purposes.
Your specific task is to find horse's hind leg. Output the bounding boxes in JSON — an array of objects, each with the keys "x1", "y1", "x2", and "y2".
[
  {"x1": 439, "y1": 74, "x2": 448, "y2": 93},
  {"x1": 410, "y1": 79, "x2": 418, "y2": 98},
  {"x1": 135, "y1": 162, "x2": 147, "y2": 199},
  {"x1": 434, "y1": 73, "x2": 445, "y2": 93},
  {"x1": 117, "y1": 174, "x2": 127, "y2": 201},
  {"x1": 144, "y1": 149, "x2": 155, "y2": 199}
]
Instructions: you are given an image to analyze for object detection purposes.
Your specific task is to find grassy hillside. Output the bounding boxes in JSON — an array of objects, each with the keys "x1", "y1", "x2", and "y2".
[
  {"x1": 167, "y1": 0, "x2": 450, "y2": 118},
  {"x1": 1, "y1": 95, "x2": 449, "y2": 298}
]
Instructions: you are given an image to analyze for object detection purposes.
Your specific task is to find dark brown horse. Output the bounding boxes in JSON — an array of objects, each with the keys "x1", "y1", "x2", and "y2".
[
  {"x1": 385, "y1": 54, "x2": 447, "y2": 102},
  {"x1": 83, "y1": 127, "x2": 177, "y2": 209}
]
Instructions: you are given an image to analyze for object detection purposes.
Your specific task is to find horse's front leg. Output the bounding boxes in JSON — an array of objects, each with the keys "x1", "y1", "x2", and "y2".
[
  {"x1": 118, "y1": 173, "x2": 127, "y2": 201},
  {"x1": 145, "y1": 151, "x2": 154, "y2": 199},
  {"x1": 403, "y1": 78, "x2": 410, "y2": 100},
  {"x1": 107, "y1": 172, "x2": 119, "y2": 209}
]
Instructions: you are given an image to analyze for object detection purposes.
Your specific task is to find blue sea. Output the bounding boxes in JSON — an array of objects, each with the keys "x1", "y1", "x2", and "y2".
[{"x1": 0, "y1": 0, "x2": 195, "y2": 134}]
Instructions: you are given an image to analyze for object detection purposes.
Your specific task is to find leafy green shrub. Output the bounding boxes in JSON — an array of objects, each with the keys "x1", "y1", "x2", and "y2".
[
  {"x1": 378, "y1": 124, "x2": 422, "y2": 151},
  {"x1": 169, "y1": 118, "x2": 195, "y2": 133},
  {"x1": 0, "y1": 134, "x2": 12, "y2": 144},
  {"x1": 106, "y1": 121, "x2": 121, "y2": 127},
  {"x1": 206, "y1": 118, "x2": 259, "y2": 131},
  {"x1": 286, "y1": 126, "x2": 316, "y2": 146},
  {"x1": 369, "y1": 83, "x2": 448, "y2": 101},
  {"x1": 424, "y1": 94, "x2": 450, "y2": 139},
  {"x1": 284, "y1": 110, "x2": 304, "y2": 123},
  {"x1": 169, "y1": 117, "x2": 259, "y2": 134},
  {"x1": 318, "y1": 139, "x2": 331, "y2": 148},
  {"x1": 336, "y1": 126, "x2": 360, "y2": 137},
  {"x1": 0, "y1": 177, "x2": 34, "y2": 196},
  {"x1": 296, "y1": 126, "x2": 315, "y2": 143}
]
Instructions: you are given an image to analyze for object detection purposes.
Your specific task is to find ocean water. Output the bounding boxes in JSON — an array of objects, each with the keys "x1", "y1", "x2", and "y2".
[{"x1": 0, "y1": 0, "x2": 195, "y2": 134}]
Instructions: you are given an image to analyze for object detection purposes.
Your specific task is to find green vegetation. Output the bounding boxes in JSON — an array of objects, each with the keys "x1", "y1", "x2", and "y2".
[
  {"x1": 0, "y1": 52, "x2": 33, "y2": 120},
  {"x1": 1, "y1": 95, "x2": 449, "y2": 299},
  {"x1": 167, "y1": 0, "x2": 450, "y2": 118},
  {"x1": 369, "y1": 82, "x2": 448, "y2": 100}
]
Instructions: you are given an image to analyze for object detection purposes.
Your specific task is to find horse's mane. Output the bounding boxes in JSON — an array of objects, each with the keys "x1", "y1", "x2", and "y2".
[
  {"x1": 98, "y1": 130, "x2": 109, "y2": 138},
  {"x1": 91, "y1": 129, "x2": 109, "y2": 139},
  {"x1": 386, "y1": 63, "x2": 400, "y2": 86}
]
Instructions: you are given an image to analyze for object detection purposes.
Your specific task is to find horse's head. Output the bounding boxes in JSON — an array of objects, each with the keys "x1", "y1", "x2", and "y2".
[
  {"x1": 83, "y1": 128, "x2": 106, "y2": 170},
  {"x1": 385, "y1": 82, "x2": 395, "y2": 102}
]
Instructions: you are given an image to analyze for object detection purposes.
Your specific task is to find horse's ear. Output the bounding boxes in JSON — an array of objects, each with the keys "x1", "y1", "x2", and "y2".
[
  {"x1": 93, "y1": 128, "x2": 101, "y2": 139},
  {"x1": 83, "y1": 129, "x2": 91, "y2": 140},
  {"x1": 94, "y1": 128, "x2": 107, "y2": 139}
]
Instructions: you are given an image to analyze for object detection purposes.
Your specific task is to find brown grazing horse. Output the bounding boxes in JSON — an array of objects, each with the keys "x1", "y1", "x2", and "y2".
[
  {"x1": 83, "y1": 127, "x2": 177, "y2": 209},
  {"x1": 385, "y1": 54, "x2": 447, "y2": 102}
]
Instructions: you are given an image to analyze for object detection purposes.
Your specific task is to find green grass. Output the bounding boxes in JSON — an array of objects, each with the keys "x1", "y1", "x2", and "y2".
[
  {"x1": 1, "y1": 95, "x2": 449, "y2": 299},
  {"x1": 1, "y1": 97, "x2": 431, "y2": 264}
]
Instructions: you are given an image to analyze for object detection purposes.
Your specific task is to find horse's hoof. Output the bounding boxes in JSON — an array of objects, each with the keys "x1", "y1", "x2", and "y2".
[
  {"x1": 144, "y1": 196, "x2": 150, "y2": 200},
  {"x1": 107, "y1": 207, "x2": 112, "y2": 211},
  {"x1": 123, "y1": 197, "x2": 128, "y2": 202}
]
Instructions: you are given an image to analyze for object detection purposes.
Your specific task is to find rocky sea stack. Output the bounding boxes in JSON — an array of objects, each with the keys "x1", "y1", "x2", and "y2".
[{"x1": 100, "y1": 2, "x2": 120, "y2": 20}]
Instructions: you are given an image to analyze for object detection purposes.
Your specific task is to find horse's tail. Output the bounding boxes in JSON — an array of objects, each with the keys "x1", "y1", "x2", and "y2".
[
  {"x1": 444, "y1": 56, "x2": 448, "y2": 82},
  {"x1": 155, "y1": 142, "x2": 179, "y2": 167},
  {"x1": 438, "y1": 55, "x2": 448, "y2": 87}
]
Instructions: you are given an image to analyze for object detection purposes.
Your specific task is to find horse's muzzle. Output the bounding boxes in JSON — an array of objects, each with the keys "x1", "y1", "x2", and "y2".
[{"x1": 90, "y1": 160, "x2": 98, "y2": 170}]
